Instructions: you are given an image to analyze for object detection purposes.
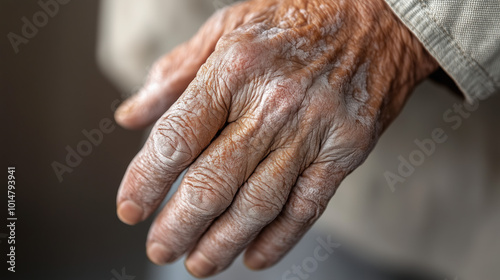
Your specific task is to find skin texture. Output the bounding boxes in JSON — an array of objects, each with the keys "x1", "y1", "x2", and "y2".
[{"x1": 115, "y1": 0, "x2": 438, "y2": 278}]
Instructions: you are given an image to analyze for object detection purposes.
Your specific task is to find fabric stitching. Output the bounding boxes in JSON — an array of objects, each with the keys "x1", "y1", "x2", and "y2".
[{"x1": 416, "y1": 0, "x2": 498, "y2": 90}]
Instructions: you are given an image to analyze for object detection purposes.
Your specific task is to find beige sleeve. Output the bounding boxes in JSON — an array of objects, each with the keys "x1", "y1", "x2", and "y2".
[{"x1": 384, "y1": 0, "x2": 500, "y2": 102}]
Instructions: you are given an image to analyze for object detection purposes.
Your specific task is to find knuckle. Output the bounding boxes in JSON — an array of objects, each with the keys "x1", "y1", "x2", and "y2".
[
  {"x1": 180, "y1": 173, "x2": 233, "y2": 217},
  {"x1": 151, "y1": 118, "x2": 195, "y2": 169},
  {"x1": 217, "y1": 37, "x2": 259, "y2": 75},
  {"x1": 239, "y1": 182, "x2": 283, "y2": 222},
  {"x1": 285, "y1": 194, "x2": 325, "y2": 225}
]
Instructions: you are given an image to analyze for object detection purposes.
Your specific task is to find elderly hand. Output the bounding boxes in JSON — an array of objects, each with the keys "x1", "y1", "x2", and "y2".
[{"x1": 114, "y1": 0, "x2": 437, "y2": 277}]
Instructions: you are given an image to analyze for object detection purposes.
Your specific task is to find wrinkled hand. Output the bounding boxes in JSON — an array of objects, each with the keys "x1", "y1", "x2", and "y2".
[{"x1": 114, "y1": 0, "x2": 437, "y2": 277}]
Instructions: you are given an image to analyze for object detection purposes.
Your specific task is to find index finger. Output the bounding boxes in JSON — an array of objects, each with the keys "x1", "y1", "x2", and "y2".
[{"x1": 116, "y1": 66, "x2": 230, "y2": 225}]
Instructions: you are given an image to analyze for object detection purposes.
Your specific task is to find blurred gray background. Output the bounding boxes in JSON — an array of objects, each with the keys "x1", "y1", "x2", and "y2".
[{"x1": 1, "y1": 1, "x2": 148, "y2": 279}]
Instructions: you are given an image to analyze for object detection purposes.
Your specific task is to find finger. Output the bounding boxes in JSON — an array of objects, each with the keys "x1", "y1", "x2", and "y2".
[
  {"x1": 114, "y1": 8, "x2": 230, "y2": 129},
  {"x1": 243, "y1": 162, "x2": 341, "y2": 270},
  {"x1": 116, "y1": 68, "x2": 230, "y2": 225},
  {"x1": 183, "y1": 145, "x2": 308, "y2": 278},
  {"x1": 145, "y1": 112, "x2": 293, "y2": 267}
]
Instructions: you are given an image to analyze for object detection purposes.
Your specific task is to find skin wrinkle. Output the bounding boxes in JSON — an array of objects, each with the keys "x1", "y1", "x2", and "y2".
[
  {"x1": 152, "y1": 92, "x2": 296, "y2": 260},
  {"x1": 120, "y1": 146, "x2": 179, "y2": 211},
  {"x1": 114, "y1": 0, "x2": 440, "y2": 276},
  {"x1": 183, "y1": 181, "x2": 231, "y2": 213},
  {"x1": 344, "y1": 61, "x2": 373, "y2": 126},
  {"x1": 189, "y1": 141, "x2": 308, "y2": 270},
  {"x1": 172, "y1": 108, "x2": 213, "y2": 134},
  {"x1": 159, "y1": 118, "x2": 203, "y2": 152},
  {"x1": 149, "y1": 201, "x2": 210, "y2": 253},
  {"x1": 239, "y1": 185, "x2": 282, "y2": 221},
  {"x1": 188, "y1": 170, "x2": 235, "y2": 202},
  {"x1": 119, "y1": 161, "x2": 161, "y2": 206},
  {"x1": 153, "y1": 126, "x2": 193, "y2": 166}
]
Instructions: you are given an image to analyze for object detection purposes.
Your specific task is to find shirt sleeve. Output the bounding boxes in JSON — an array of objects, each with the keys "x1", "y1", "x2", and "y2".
[{"x1": 384, "y1": 0, "x2": 500, "y2": 102}]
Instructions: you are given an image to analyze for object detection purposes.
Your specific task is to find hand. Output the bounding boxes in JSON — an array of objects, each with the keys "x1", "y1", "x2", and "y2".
[{"x1": 114, "y1": 0, "x2": 438, "y2": 277}]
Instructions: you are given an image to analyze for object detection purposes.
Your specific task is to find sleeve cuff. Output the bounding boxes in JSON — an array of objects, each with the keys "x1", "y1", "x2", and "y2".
[{"x1": 384, "y1": 0, "x2": 498, "y2": 102}]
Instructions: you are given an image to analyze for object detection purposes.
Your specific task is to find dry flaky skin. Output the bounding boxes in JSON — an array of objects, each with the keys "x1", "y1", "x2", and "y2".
[{"x1": 114, "y1": 0, "x2": 438, "y2": 278}]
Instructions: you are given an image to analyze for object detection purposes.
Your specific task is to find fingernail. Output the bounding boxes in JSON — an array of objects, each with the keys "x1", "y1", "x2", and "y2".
[
  {"x1": 117, "y1": 200, "x2": 143, "y2": 225},
  {"x1": 115, "y1": 100, "x2": 136, "y2": 118},
  {"x1": 147, "y1": 242, "x2": 174, "y2": 265},
  {"x1": 185, "y1": 251, "x2": 217, "y2": 278},
  {"x1": 244, "y1": 250, "x2": 268, "y2": 270}
]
